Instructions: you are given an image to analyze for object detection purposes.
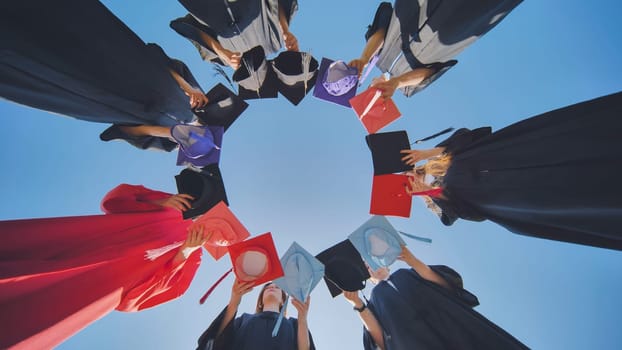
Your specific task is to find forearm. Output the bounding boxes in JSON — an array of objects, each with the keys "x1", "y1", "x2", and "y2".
[
  {"x1": 359, "y1": 29, "x2": 385, "y2": 63},
  {"x1": 423, "y1": 147, "x2": 446, "y2": 159},
  {"x1": 216, "y1": 300, "x2": 239, "y2": 337},
  {"x1": 392, "y1": 67, "x2": 435, "y2": 90},
  {"x1": 118, "y1": 125, "x2": 172, "y2": 138},
  {"x1": 296, "y1": 319, "x2": 311, "y2": 350},
  {"x1": 404, "y1": 256, "x2": 449, "y2": 289},
  {"x1": 278, "y1": 5, "x2": 291, "y2": 33},
  {"x1": 358, "y1": 309, "x2": 385, "y2": 350}
]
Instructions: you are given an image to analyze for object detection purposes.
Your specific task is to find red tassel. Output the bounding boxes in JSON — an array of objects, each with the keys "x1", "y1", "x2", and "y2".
[
  {"x1": 409, "y1": 187, "x2": 443, "y2": 198},
  {"x1": 199, "y1": 267, "x2": 233, "y2": 304}
]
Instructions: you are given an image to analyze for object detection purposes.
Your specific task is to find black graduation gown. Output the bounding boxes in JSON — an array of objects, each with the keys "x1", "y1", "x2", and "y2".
[
  {"x1": 0, "y1": 0, "x2": 195, "y2": 126},
  {"x1": 432, "y1": 92, "x2": 622, "y2": 250},
  {"x1": 196, "y1": 308, "x2": 315, "y2": 350},
  {"x1": 364, "y1": 267, "x2": 528, "y2": 350},
  {"x1": 171, "y1": 0, "x2": 298, "y2": 64},
  {"x1": 366, "y1": 0, "x2": 522, "y2": 97}
]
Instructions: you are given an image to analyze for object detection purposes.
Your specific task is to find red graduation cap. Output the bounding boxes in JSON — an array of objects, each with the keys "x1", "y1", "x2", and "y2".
[
  {"x1": 349, "y1": 87, "x2": 401, "y2": 134},
  {"x1": 189, "y1": 201, "x2": 250, "y2": 260},
  {"x1": 228, "y1": 232, "x2": 284, "y2": 287},
  {"x1": 370, "y1": 174, "x2": 412, "y2": 218}
]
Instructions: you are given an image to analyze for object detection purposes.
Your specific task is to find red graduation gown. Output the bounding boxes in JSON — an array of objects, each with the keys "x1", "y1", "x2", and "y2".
[{"x1": 0, "y1": 184, "x2": 202, "y2": 349}]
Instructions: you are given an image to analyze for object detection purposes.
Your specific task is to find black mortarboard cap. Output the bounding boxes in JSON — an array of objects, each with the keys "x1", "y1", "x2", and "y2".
[
  {"x1": 271, "y1": 51, "x2": 319, "y2": 106},
  {"x1": 232, "y1": 46, "x2": 279, "y2": 100},
  {"x1": 194, "y1": 83, "x2": 249, "y2": 131},
  {"x1": 175, "y1": 164, "x2": 228, "y2": 219},
  {"x1": 100, "y1": 124, "x2": 178, "y2": 152},
  {"x1": 315, "y1": 240, "x2": 370, "y2": 298},
  {"x1": 366, "y1": 130, "x2": 411, "y2": 175}
]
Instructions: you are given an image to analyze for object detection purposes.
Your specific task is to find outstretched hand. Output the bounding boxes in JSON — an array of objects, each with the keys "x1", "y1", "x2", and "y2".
[
  {"x1": 216, "y1": 47, "x2": 242, "y2": 70},
  {"x1": 405, "y1": 176, "x2": 433, "y2": 195},
  {"x1": 186, "y1": 87, "x2": 209, "y2": 108},
  {"x1": 370, "y1": 76, "x2": 399, "y2": 99},
  {"x1": 152, "y1": 194, "x2": 194, "y2": 212},
  {"x1": 283, "y1": 31, "x2": 299, "y2": 51},
  {"x1": 343, "y1": 291, "x2": 364, "y2": 309},
  {"x1": 400, "y1": 149, "x2": 426, "y2": 166},
  {"x1": 231, "y1": 278, "x2": 254, "y2": 305},
  {"x1": 348, "y1": 58, "x2": 367, "y2": 79},
  {"x1": 291, "y1": 296, "x2": 310, "y2": 320}
]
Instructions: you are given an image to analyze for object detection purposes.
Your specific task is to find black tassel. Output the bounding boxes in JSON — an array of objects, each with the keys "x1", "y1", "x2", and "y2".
[
  {"x1": 212, "y1": 64, "x2": 235, "y2": 90},
  {"x1": 411, "y1": 127, "x2": 454, "y2": 145}
]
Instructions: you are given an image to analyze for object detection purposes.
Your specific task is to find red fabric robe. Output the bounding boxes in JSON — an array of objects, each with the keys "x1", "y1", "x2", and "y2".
[{"x1": 0, "y1": 184, "x2": 202, "y2": 349}]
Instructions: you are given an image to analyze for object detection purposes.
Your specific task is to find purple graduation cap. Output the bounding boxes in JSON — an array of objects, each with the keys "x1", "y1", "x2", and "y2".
[
  {"x1": 171, "y1": 124, "x2": 224, "y2": 167},
  {"x1": 312, "y1": 58, "x2": 359, "y2": 107}
]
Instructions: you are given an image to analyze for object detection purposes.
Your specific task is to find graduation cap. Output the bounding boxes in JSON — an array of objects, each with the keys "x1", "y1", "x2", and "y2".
[
  {"x1": 228, "y1": 232, "x2": 284, "y2": 286},
  {"x1": 171, "y1": 124, "x2": 224, "y2": 167},
  {"x1": 348, "y1": 216, "x2": 405, "y2": 271},
  {"x1": 271, "y1": 51, "x2": 319, "y2": 106},
  {"x1": 194, "y1": 83, "x2": 249, "y2": 130},
  {"x1": 366, "y1": 130, "x2": 411, "y2": 175},
  {"x1": 349, "y1": 87, "x2": 401, "y2": 134},
  {"x1": 189, "y1": 201, "x2": 250, "y2": 260},
  {"x1": 370, "y1": 174, "x2": 412, "y2": 218},
  {"x1": 175, "y1": 164, "x2": 228, "y2": 219},
  {"x1": 99, "y1": 124, "x2": 178, "y2": 152},
  {"x1": 312, "y1": 58, "x2": 358, "y2": 107},
  {"x1": 315, "y1": 240, "x2": 370, "y2": 298},
  {"x1": 273, "y1": 242, "x2": 325, "y2": 303},
  {"x1": 232, "y1": 46, "x2": 279, "y2": 100}
]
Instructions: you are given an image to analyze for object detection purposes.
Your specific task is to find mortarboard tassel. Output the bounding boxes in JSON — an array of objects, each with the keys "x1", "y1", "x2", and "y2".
[
  {"x1": 359, "y1": 89, "x2": 383, "y2": 120},
  {"x1": 359, "y1": 54, "x2": 379, "y2": 86},
  {"x1": 144, "y1": 241, "x2": 183, "y2": 261},
  {"x1": 398, "y1": 231, "x2": 432, "y2": 244},
  {"x1": 272, "y1": 295, "x2": 289, "y2": 337},
  {"x1": 199, "y1": 267, "x2": 233, "y2": 304},
  {"x1": 212, "y1": 64, "x2": 235, "y2": 90},
  {"x1": 412, "y1": 127, "x2": 454, "y2": 144},
  {"x1": 301, "y1": 51, "x2": 311, "y2": 93}
]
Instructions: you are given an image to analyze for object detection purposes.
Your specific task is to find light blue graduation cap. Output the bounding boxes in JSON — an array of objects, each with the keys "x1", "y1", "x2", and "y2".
[
  {"x1": 274, "y1": 242, "x2": 325, "y2": 303},
  {"x1": 348, "y1": 216, "x2": 431, "y2": 271},
  {"x1": 271, "y1": 242, "x2": 325, "y2": 336}
]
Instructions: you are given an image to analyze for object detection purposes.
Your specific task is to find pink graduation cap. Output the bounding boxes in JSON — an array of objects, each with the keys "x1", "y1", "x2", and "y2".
[
  {"x1": 349, "y1": 87, "x2": 401, "y2": 134},
  {"x1": 312, "y1": 58, "x2": 359, "y2": 107},
  {"x1": 188, "y1": 201, "x2": 250, "y2": 260}
]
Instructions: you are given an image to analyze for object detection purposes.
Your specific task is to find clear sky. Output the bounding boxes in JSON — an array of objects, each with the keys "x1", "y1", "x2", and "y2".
[{"x1": 1, "y1": 0, "x2": 622, "y2": 349}]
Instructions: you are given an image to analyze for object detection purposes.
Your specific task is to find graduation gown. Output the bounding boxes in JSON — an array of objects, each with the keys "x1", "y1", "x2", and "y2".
[
  {"x1": 366, "y1": 0, "x2": 521, "y2": 97},
  {"x1": 0, "y1": 0, "x2": 196, "y2": 126},
  {"x1": 0, "y1": 184, "x2": 201, "y2": 349},
  {"x1": 432, "y1": 92, "x2": 622, "y2": 250},
  {"x1": 364, "y1": 267, "x2": 528, "y2": 350},
  {"x1": 171, "y1": 0, "x2": 298, "y2": 63},
  {"x1": 196, "y1": 308, "x2": 315, "y2": 350}
]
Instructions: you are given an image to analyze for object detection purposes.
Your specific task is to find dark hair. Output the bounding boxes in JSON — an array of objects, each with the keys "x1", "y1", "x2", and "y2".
[{"x1": 255, "y1": 282, "x2": 287, "y2": 313}]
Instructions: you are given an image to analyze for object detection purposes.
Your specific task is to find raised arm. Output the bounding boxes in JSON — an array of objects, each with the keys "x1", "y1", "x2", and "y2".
[
  {"x1": 370, "y1": 67, "x2": 435, "y2": 99},
  {"x1": 397, "y1": 246, "x2": 449, "y2": 289},
  {"x1": 279, "y1": 5, "x2": 298, "y2": 51},
  {"x1": 400, "y1": 147, "x2": 446, "y2": 166},
  {"x1": 292, "y1": 297, "x2": 311, "y2": 350},
  {"x1": 343, "y1": 291, "x2": 385, "y2": 350},
  {"x1": 216, "y1": 279, "x2": 254, "y2": 337},
  {"x1": 349, "y1": 28, "x2": 386, "y2": 78},
  {"x1": 168, "y1": 68, "x2": 208, "y2": 108}
]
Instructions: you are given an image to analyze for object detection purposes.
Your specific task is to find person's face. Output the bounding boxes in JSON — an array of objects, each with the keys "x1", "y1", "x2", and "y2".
[{"x1": 262, "y1": 283, "x2": 283, "y2": 304}]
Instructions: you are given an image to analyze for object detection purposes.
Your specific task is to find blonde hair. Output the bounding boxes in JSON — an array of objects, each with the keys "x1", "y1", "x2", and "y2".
[{"x1": 416, "y1": 154, "x2": 452, "y2": 178}]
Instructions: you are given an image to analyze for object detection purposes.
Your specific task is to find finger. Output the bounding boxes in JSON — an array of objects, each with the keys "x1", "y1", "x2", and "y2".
[
  {"x1": 177, "y1": 193, "x2": 195, "y2": 200},
  {"x1": 176, "y1": 197, "x2": 192, "y2": 210},
  {"x1": 400, "y1": 149, "x2": 413, "y2": 154}
]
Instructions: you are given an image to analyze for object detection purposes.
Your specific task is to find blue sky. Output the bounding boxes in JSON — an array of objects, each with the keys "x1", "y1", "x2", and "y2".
[{"x1": 1, "y1": 0, "x2": 622, "y2": 349}]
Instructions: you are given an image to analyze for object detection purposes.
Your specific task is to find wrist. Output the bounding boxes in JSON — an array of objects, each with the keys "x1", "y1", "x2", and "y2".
[{"x1": 353, "y1": 302, "x2": 367, "y2": 312}]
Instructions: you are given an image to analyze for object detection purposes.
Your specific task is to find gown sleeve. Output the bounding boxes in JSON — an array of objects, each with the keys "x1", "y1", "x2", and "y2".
[
  {"x1": 428, "y1": 265, "x2": 480, "y2": 307},
  {"x1": 116, "y1": 249, "x2": 202, "y2": 312},
  {"x1": 170, "y1": 14, "x2": 223, "y2": 64},
  {"x1": 435, "y1": 127, "x2": 492, "y2": 155},
  {"x1": 196, "y1": 307, "x2": 239, "y2": 350},
  {"x1": 100, "y1": 184, "x2": 171, "y2": 214}
]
